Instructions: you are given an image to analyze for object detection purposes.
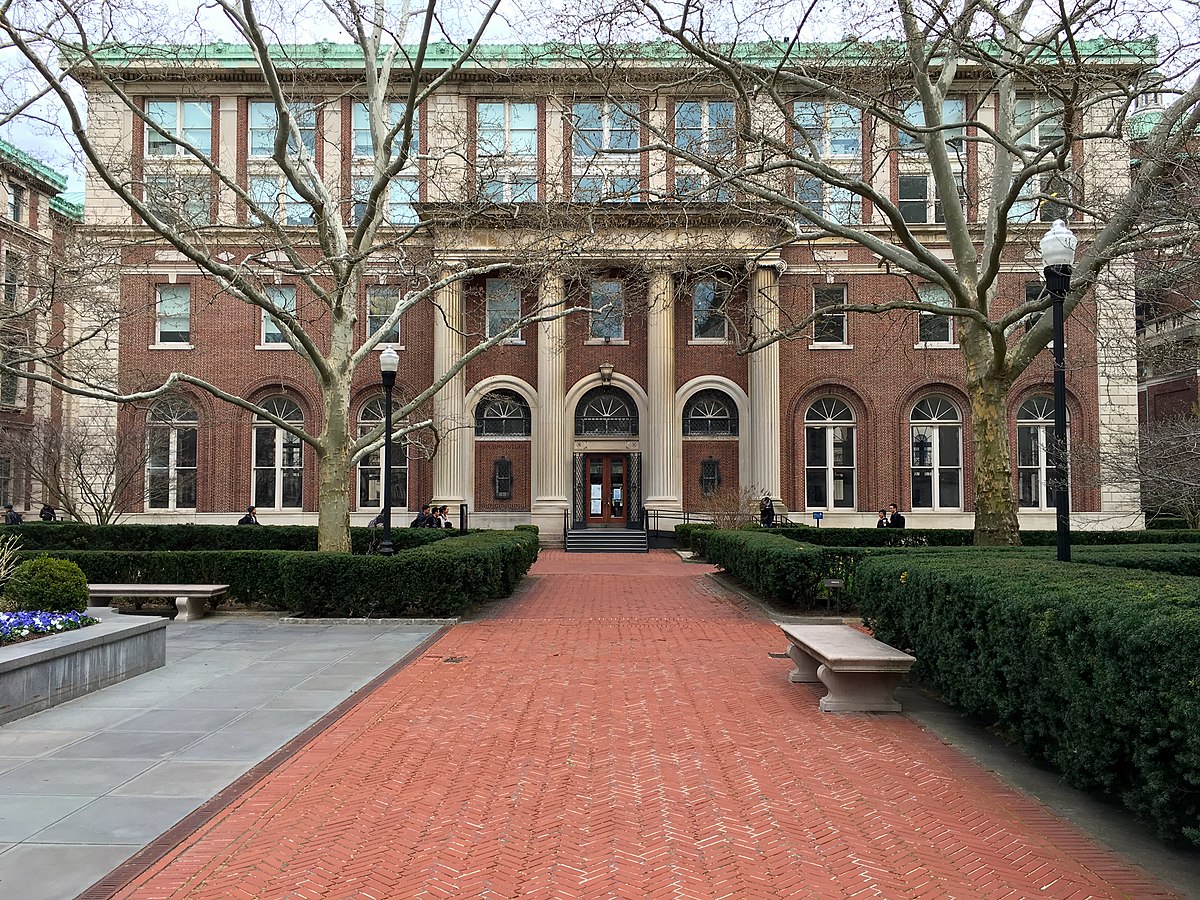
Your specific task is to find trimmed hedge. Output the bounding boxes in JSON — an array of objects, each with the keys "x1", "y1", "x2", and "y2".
[
  {"x1": 0, "y1": 557, "x2": 89, "y2": 613},
  {"x1": 24, "y1": 528, "x2": 540, "y2": 618},
  {"x1": 703, "y1": 530, "x2": 826, "y2": 609},
  {"x1": 854, "y1": 552, "x2": 1200, "y2": 845},
  {"x1": 0, "y1": 522, "x2": 455, "y2": 554},
  {"x1": 675, "y1": 523, "x2": 716, "y2": 555},
  {"x1": 771, "y1": 526, "x2": 1200, "y2": 548}
]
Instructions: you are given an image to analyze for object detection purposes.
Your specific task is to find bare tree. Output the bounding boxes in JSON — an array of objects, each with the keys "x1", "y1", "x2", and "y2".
[
  {"x1": 1088, "y1": 415, "x2": 1200, "y2": 528},
  {"x1": 554, "y1": 0, "x2": 1200, "y2": 543}
]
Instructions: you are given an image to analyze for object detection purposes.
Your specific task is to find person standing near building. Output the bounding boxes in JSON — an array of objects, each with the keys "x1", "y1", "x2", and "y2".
[
  {"x1": 39, "y1": 504, "x2": 56, "y2": 521},
  {"x1": 238, "y1": 505, "x2": 260, "y2": 525},
  {"x1": 888, "y1": 503, "x2": 906, "y2": 529},
  {"x1": 877, "y1": 509, "x2": 888, "y2": 528},
  {"x1": 3, "y1": 504, "x2": 22, "y2": 526}
]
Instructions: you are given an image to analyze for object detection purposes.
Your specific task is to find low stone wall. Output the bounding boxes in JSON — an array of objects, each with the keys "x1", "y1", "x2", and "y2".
[{"x1": 0, "y1": 612, "x2": 167, "y2": 725}]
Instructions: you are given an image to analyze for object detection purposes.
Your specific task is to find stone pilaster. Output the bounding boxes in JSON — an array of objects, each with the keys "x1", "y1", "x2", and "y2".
[
  {"x1": 749, "y1": 260, "x2": 783, "y2": 499},
  {"x1": 534, "y1": 273, "x2": 569, "y2": 509},
  {"x1": 432, "y1": 272, "x2": 467, "y2": 505},
  {"x1": 645, "y1": 268, "x2": 680, "y2": 510}
]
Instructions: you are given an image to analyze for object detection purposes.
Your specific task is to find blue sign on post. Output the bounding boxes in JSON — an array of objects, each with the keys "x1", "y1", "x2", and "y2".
[{"x1": 812, "y1": 511, "x2": 823, "y2": 527}]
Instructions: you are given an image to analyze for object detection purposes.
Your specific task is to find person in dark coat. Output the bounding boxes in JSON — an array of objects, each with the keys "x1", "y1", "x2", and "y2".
[
  {"x1": 238, "y1": 505, "x2": 260, "y2": 525},
  {"x1": 39, "y1": 504, "x2": 56, "y2": 521},
  {"x1": 3, "y1": 504, "x2": 22, "y2": 526},
  {"x1": 876, "y1": 509, "x2": 888, "y2": 528},
  {"x1": 410, "y1": 503, "x2": 431, "y2": 528},
  {"x1": 887, "y1": 503, "x2": 906, "y2": 529}
]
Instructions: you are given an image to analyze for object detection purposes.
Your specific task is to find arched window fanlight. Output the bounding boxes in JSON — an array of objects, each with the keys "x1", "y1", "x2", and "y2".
[
  {"x1": 683, "y1": 390, "x2": 739, "y2": 436},
  {"x1": 475, "y1": 390, "x2": 531, "y2": 437},
  {"x1": 574, "y1": 386, "x2": 638, "y2": 436}
]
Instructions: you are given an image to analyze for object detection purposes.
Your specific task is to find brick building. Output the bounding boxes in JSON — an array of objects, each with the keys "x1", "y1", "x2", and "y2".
[
  {"x1": 69, "y1": 42, "x2": 1144, "y2": 537},
  {"x1": 0, "y1": 139, "x2": 80, "y2": 513}
]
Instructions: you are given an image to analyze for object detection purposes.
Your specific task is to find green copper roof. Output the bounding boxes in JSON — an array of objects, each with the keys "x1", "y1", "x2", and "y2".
[
  {"x1": 0, "y1": 138, "x2": 69, "y2": 191},
  {"x1": 82, "y1": 37, "x2": 1156, "y2": 71},
  {"x1": 50, "y1": 194, "x2": 83, "y2": 222}
]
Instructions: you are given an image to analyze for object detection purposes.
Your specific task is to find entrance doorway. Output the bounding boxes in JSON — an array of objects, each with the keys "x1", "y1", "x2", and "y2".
[{"x1": 585, "y1": 454, "x2": 627, "y2": 525}]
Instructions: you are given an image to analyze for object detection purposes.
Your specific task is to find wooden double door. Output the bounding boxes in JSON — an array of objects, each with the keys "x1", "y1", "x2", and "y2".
[{"x1": 585, "y1": 453, "x2": 627, "y2": 525}]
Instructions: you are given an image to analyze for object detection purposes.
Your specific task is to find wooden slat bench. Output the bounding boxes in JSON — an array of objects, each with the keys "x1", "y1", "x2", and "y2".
[
  {"x1": 88, "y1": 584, "x2": 230, "y2": 623},
  {"x1": 780, "y1": 624, "x2": 916, "y2": 713}
]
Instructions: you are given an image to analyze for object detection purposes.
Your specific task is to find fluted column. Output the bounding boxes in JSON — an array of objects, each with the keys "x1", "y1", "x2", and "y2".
[
  {"x1": 645, "y1": 268, "x2": 681, "y2": 510},
  {"x1": 749, "y1": 260, "x2": 783, "y2": 499},
  {"x1": 432, "y1": 272, "x2": 467, "y2": 505},
  {"x1": 534, "y1": 273, "x2": 569, "y2": 509}
]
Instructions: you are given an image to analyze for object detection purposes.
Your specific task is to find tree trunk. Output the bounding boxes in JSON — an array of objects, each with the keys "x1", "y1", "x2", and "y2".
[
  {"x1": 968, "y1": 374, "x2": 1021, "y2": 545},
  {"x1": 315, "y1": 382, "x2": 353, "y2": 553}
]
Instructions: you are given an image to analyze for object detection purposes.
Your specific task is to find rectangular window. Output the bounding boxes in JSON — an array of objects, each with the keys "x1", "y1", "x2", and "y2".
[
  {"x1": 813, "y1": 285, "x2": 847, "y2": 344},
  {"x1": 351, "y1": 101, "x2": 417, "y2": 159},
  {"x1": 795, "y1": 101, "x2": 862, "y2": 157},
  {"x1": 3, "y1": 252, "x2": 21, "y2": 309},
  {"x1": 900, "y1": 98, "x2": 966, "y2": 150},
  {"x1": 284, "y1": 181, "x2": 314, "y2": 226},
  {"x1": 917, "y1": 285, "x2": 954, "y2": 344},
  {"x1": 358, "y1": 431, "x2": 407, "y2": 508},
  {"x1": 589, "y1": 279, "x2": 624, "y2": 341},
  {"x1": 493, "y1": 458, "x2": 514, "y2": 500},
  {"x1": 796, "y1": 178, "x2": 860, "y2": 225},
  {"x1": 933, "y1": 175, "x2": 968, "y2": 224},
  {"x1": 145, "y1": 175, "x2": 211, "y2": 226},
  {"x1": 262, "y1": 285, "x2": 296, "y2": 345},
  {"x1": 7, "y1": 185, "x2": 24, "y2": 222},
  {"x1": 0, "y1": 456, "x2": 11, "y2": 506},
  {"x1": 692, "y1": 281, "x2": 728, "y2": 340},
  {"x1": 674, "y1": 100, "x2": 735, "y2": 157},
  {"x1": 366, "y1": 286, "x2": 400, "y2": 343},
  {"x1": 674, "y1": 171, "x2": 731, "y2": 202},
  {"x1": 478, "y1": 101, "x2": 537, "y2": 158},
  {"x1": 899, "y1": 175, "x2": 929, "y2": 223},
  {"x1": 145, "y1": 99, "x2": 212, "y2": 156},
  {"x1": 248, "y1": 175, "x2": 280, "y2": 224},
  {"x1": 249, "y1": 101, "x2": 316, "y2": 158},
  {"x1": 480, "y1": 173, "x2": 538, "y2": 204},
  {"x1": 573, "y1": 101, "x2": 638, "y2": 157},
  {"x1": 352, "y1": 176, "x2": 418, "y2": 226},
  {"x1": 156, "y1": 285, "x2": 190, "y2": 344},
  {"x1": 0, "y1": 371, "x2": 19, "y2": 407},
  {"x1": 1015, "y1": 98, "x2": 1065, "y2": 148},
  {"x1": 486, "y1": 279, "x2": 522, "y2": 340}
]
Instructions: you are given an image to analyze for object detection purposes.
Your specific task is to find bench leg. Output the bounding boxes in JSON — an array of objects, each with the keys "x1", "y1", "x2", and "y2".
[
  {"x1": 816, "y1": 665, "x2": 905, "y2": 713},
  {"x1": 786, "y1": 643, "x2": 821, "y2": 684},
  {"x1": 174, "y1": 596, "x2": 206, "y2": 623}
]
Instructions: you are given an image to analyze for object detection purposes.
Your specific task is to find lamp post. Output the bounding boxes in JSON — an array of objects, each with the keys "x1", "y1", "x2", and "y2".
[
  {"x1": 379, "y1": 345, "x2": 399, "y2": 557},
  {"x1": 1039, "y1": 219, "x2": 1077, "y2": 562}
]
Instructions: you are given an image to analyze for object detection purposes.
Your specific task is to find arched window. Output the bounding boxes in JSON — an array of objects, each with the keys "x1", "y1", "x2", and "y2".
[
  {"x1": 683, "y1": 390, "x2": 739, "y2": 436},
  {"x1": 804, "y1": 397, "x2": 855, "y2": 509},
  {"x1": 574, "y1": 387, "x2": 638, "y2": 436},
  {"x1": 253, "y1": 397, "x2": 303, "y2": 509},
  {"x1": 358, "y1": 397, "x2": 408, "y2": 509},
  {"x1": 474, "y1": 390, "x2": 531, "y2": 437},
  {"x1": 910, "y1": 396, "x2": 961, "y2": 510},
  {"x1": 147, "y1": 399, "x2": 198, "y2": 510},
  {"x1": 1017, "y1": 396, "x2": 1068, "y2": 509}
]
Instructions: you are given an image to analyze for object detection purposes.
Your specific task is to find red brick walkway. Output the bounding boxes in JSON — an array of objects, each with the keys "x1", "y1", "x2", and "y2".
[{"x1": 109, "y1": 551, "x2": 1173, "y2": 899}]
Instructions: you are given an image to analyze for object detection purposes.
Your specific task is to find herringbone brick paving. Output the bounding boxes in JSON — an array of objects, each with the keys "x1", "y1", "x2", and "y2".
[{"x1": 107, "y1": 551, "x2": 1175, "y2": 899}]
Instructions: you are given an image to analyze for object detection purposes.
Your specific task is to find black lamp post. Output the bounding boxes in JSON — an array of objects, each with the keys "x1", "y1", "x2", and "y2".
[
  {"x1": 1039, "y1": 220, "x2": 1077, "y2": 562},
  {"x1": 379, "y1": 345, "x2": 399, "y2": 557}
]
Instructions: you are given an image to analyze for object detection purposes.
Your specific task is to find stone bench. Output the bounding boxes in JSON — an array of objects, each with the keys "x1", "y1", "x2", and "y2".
[
  {"x1": 780, "y1": 624, "x2": 916, "y2": 713},
  {"x1": 88, "y1": 584, "x2": 230, "y2": 623}
]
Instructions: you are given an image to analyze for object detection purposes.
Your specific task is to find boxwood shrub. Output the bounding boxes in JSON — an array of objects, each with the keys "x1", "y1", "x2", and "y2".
[
  {"x1": 1, "y1": 522, "x2": 454, "y2": 554},
  {"x1": 771, "y1": 526, "x2": 1200, "y2": 548},
  {"x1": 22, "y1": 528, "x2": 540, "y2": 618},
  {"x1": 0, "y1": 557, "x2": 90, "y2": 613},
  {"x1": 674, "y1": 523, "x2": 716, "y2": 554},
  {"x1": 703, "y1": 530, "x2": 826, "y2": 609},
  {"x1": 854, "y1": 552, "x2": 1200, "y2": 846}
]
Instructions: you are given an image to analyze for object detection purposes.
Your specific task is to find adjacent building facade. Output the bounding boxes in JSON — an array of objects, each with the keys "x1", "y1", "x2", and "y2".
[{"x1": 58, "y1": 42, "x2": 1147, "y2": 536}]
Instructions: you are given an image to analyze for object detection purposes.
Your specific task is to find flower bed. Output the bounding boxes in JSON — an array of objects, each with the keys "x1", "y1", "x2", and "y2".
[{"x1": 0, "y1": 610, "x2": 100, "y2": 646}]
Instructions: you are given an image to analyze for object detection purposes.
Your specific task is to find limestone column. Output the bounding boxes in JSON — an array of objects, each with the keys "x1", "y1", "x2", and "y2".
[
  {"x1": 749, "y1": 260, "x2": 783, "y2": 500},
  {"x1": 432, "y1": 272, "x2": 467, "y2": 505},
  {"x1": 645, "y1": 268, "x2": 681, "y2": 510},
  {"x1": 534, "y1": 273, "x2": 569, "y2": 511}
]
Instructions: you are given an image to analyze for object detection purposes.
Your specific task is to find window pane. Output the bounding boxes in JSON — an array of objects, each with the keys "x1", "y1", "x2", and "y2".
[
  {"x1": 1017, "y1": 425, "x2": 1039, "y2": 467},
  {"x1": 249, "y1": 102, "x2": 276, "y2": 156},
  {"x1": 282, "y1": 470, "x2": 303, "y2": 507},
  {"x1": 148, "y1": 470, "x2": 170, "y2": 509},
  {"x1": 146, "y1": 100, "x2": 177, "y2": 156},
  {"x1": 177, "y1": 427, "x2": 197, "y2": 467},
  {"x1": 833, "y1": 469, "x2": 855, "y2": 508},
  {"x1": 938, "y1": 426, "x2": 960, "y2": 466},
  {"x1": 911, "y1": 425, "x2": 935, "y2": 467},
  {"x1": 589, "y1": 280, "x2": 623, "y2": 339},
  {"x1": 367, "y1": 288, "x2": 400, "y2": 342},
  {"x1": 675, "y1": 101, "x2": 702, "y2": 151},
  {"x1": 486, "y1": 280, "x2": 521, "y2": 338},
  {"x1": 147, "y1": 428, "x2": 170, "y2": 467},
  {"x1": 806, "y1": 469, "x2": 827, "y2": 507},
  {"x1": 918, "y1": 313, "x2": 951, "y2": 343},
  {"x1": 182, "y1": 101, "x2": 211, "y2": 155},
  {"x1": 1018, "y1": 470, "x2": 1040, "y2": 507},
  {"x1": 254, "y1": 469, "x2": 276, "y2": 507},
  {"x1": 938, "y1": 469, "x2": 960, "y2": 508},
  {"x1": 831, "y1": 426, "x2": 854, "y2": 466},
  {"x1": 254, "y1": 427, "x2": 275, "y2": 467},
  {"x1": 805, "y1": 426, "x2": 827, "y2": 466},
  {"x1": 912, "y1": 470, "x2": 933, "y2": 508},
  {"x1": 175, "y1": 469, "x2": 197, "y2": 509},
  {"x1": 692, "y1": 282, "x2": 727, "y2": 339},
  {"x1": 828, "y1": 104, "x2": 860, "y2": 156},
  {"x1": 389, "y1": 178, "x2": 418, "y2": 224}
]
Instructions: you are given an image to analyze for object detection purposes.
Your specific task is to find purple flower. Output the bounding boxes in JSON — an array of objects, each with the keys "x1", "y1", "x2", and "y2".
[{"x1": 0, "y1": 610, "x2": 100, "y2": 645}]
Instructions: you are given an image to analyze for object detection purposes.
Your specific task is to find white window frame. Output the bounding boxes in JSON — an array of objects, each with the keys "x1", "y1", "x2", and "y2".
[
  {"x1": 249, "y1": 101, "x2": 317, "y2": 158},
  {"x1": 486, "y1": 279, "x2": 523, "y2": 342},
  {"x1": 155, "y1": 284, "x2": 191, "y2": 346},
  {"x1": 7, "y1": 184, "x2": 24, "y2": 223},
  {"x1": 0, "y1": 455, "x2": 11, "y2": 507},
  {"x1": 351, "y1": 101, "x2": 417, "y2": 160},
  {"x1": 691, "y1": 280, "x2": 729, "y2": 342},
  {"x1": 247, "y1": 174, "x2": 313, "y2": 226},
  {"x1": 253, "y1": 398, "x2": 304, "y2": 510},
  {"x1": 145, "y1": 173, "x2": 212, "y2": 227},
  {"x1": 0, "y1": 369, "x2": 23, "y2": 409},
  {"x1": 910, "y1": 396, "x2": 962, "y2": 510},
  {"x1": 794, "y1": 100, "x2": 862, "y2": 158},
  {"x1": 1014, "y1": 97, "x2": 1065, "y2": 149},
  {"x1": 674, "y1": 99, "x2": 735, "y2": 158},
  {"x1": 916, "y1": 284, "x2": 955, "y2": 347},
  {"x1": 813, "y1": 284, "x2": 848, "y2": 345},
  {"x1": 900, "y1": 98, "x2": 966, "y2": 150},
  {"x1": 573, "y1": 100, "x2": 640, "y2": 203},
  {"x1": 146, "y1": 400, "x2": 198, "y2": 511},
  {"x1": 145, "y1": 99, "x2": 212, "y2": 157},
  {"x1": 796, "y1": 178, "x2": 861, "y2": 225},
  {"x1": 478, "y1": 101, "x2": 538, "y2": 158},
  {"x1": 351, "y1": 175, "x2": 419, "y2": 226},
  {"x1": 357, "y1": 397, "x2": 408, "y2": 510},
  {"x1": 1017, "y1": 396, "x2": 1069, "y2": 510},
  {"x1": 260, "y1": 285, "x2": 297, "y2": 348},
  {"x1": 366, "y1": 286, "x2": 401, "y2": 345},
  {"x1": 804, "y1": 397, "x2": 856, "y2": 511},
  {"x1": 588, "y1": 279, "x2": 625, "y2": 342},
  {"x1": 3, "y1": 252, "x2": 22, "y2": 310}
]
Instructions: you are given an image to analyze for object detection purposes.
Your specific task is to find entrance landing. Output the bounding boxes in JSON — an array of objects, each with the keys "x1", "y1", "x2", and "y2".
[{"x1": 102, "y1": 550, "x2": 1175, "y2": 898}]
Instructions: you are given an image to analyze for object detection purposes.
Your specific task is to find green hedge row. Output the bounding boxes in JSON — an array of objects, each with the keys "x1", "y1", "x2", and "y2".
[
  {"x1": 0, "y1": 522, "x2": 454, "y2": 554},
  {"x1": 854, "y1": 552, "x2": 1200, "y2": 846},
  {"x1": 22, "y1": 528, "x2": 540, "y2": 618},
  {"x1": 703, "y1": 530, "x2": 832, "y2": 610}
]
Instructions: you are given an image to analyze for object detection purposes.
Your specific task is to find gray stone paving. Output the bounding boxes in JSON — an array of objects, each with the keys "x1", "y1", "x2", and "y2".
[{"x1": 0, "y1": 610, "x2": 439, "y2": 900}]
